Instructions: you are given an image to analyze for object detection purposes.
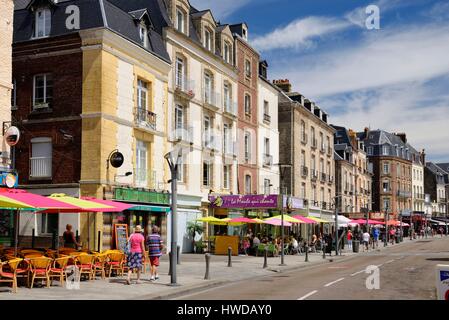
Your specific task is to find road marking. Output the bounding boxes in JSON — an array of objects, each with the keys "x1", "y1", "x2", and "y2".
[
  {"x1": 324, "y1": 278, "x2": 345, "y2": 287},
  {"x1": 350, "y1": 270, "x2": 365, "y2": 276},
  {"x1": 297, "y1": 290, "x2": 318, "y2": 300},
  {"x1": 385, "y1": 259, "x2": 395, "y2": 264}
]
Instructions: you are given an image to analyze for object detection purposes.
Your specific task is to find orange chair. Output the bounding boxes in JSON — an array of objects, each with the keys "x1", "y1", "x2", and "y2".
[
  {"x1": 75, "y1": 254, "x2": 95, "y2": 281},
  {"x1": 28, "y1": 257, "x2": 52, "y2": 288},
  {"x1": 0, "y1": 260, "x2": 17, "y2": 293},
  {"x1": 93, "y1": 253, "x2": 107, "y2": 280},
  {"x1": 141, "y1": 251, "x2": 150, "y2": 274},
  {"x1": 106, "y1": 252, "x2": 125, "y2": 277},
  {"x1": 7, "y1": 258, "x2": 29, "y2": 288},
  {"x1": 49, "y1": 256, "x2": 70, "y2": 287}
]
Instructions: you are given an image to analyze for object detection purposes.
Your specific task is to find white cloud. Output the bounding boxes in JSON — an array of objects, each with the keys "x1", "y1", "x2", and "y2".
[
  {"x1": 272, "y1": 23, "x2": 449, "y2": 97},
  {"x1": 345, "y1": 0, "x2": 404, "y2": 27},
  {"x1": 189, "y1": 0, "x2": 252, "y2": 20},
  {"x1": 251, "y1": 16, "x2": 351, "y2": 52}
]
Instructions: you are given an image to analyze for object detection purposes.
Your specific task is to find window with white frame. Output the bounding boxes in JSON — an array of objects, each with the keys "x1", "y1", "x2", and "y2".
[
  {"x1": 223, "y1": 123, "x2": 232, "y2": 154},
  {"x1": 382, "y1": 180, "x2": 390, "y2": 192},
  {"x1": 223, "y1": 82, "x2": 231, "y2": 112},
  {"x1": 204, "y1": 72, "x2": 213, "y2": 104},
  {"x1": 383, "y1": 162, "x2": 390, "y2": 174},
  {"x1": 245, "y1": 175, "x2": 252, "y2": 194},
  {"x1": 244, "y1": 94, "x2": 251, "y2": 114},
  {"x1": 301, "y1": 150, "x2": 306, "y2": 167},
  {"x1": 33, "y1": 74, "x2": 53, "y2": 108},
  {"x1": 139, "y1": 23, "x2": 148, "y2": 48},
  {"x1": 175, "y1": 57, "x2": 185, "y2": 89},
  {"x1": 244, "y1": 132, "x2": 251, "y2": 162},
  {"x1": 203, "y1": 115, "x2": 212, "y2": 148},
  {"x1": 175, "y1": 104, "x2": 184, "y2": 140},
  {"x1": 137, "y1": 79, "x2": 148, "y2": 111},
  {"x1": 34, "y1": 8, "x2": 51, "y2": 38},
  {"x1": 176, "y1": 8, "x2": 185, "y2": 33},
  {"x1": 223, "y1": 41, "x2": 231, "y2": 63},
  {"x1": 264, "y1": 179, "x2": 271, "y2": 195},
  {"x1": 383, "y1": 145, "x2": 389, "y2": 156},
  {"x1": 367, "y1": 146, "x2": 373, "y2": 155},
  {"x1": 383, "y1": 198, "x2": 390, "y2": 211},
  {"x1": 300, "y1": 183, "x2": 306, "y2": 199},
  {"x1": 264, "y1": 137, "x2": 270, "y2": 156},
  {"x1": 30, "y1": 137, "x2": 52, "y2": 178},
  {"x1": 136, "y1": 140, "x2": 147, "y2": 186},
  {"x1": 311, "y1": 155, "x2": 316, "y2": 171},
  {"x1": 245, "y1": 59, "x2": 251, "y2": 77},
  {"x1": 223, "y1": 165, "x2": 231, "y2": 189},
  {"x1": 263, "y1": 100, "x2": 269, "y2": 117},
  {"x1": 177, "y1": 156, "x2": 184, "y2": 183},
  {"x1": 203, "y1": 161, "x2": 212, "y2": 187},
  {"x1": 204, "y1": 28, "x2": 212, "y2": 51}
]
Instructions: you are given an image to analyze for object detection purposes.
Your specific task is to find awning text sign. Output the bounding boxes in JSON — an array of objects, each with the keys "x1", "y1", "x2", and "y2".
[{"x1": 209, "y1": 195, "x2": 279, "y2": 209}]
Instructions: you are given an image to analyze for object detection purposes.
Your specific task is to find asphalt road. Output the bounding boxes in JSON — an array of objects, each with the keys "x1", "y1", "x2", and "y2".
[{"x1": 175, "y1": 237, "x2": 449, "y2": 300}]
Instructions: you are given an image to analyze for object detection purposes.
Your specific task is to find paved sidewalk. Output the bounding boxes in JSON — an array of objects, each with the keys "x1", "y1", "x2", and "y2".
[{"x1": 0, "y1": 236, "x2": 428, "y2": 300}]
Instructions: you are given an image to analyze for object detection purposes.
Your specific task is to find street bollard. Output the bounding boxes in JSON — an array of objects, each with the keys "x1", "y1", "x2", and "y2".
[
  {"x1": 263, "y1": 247, "x2": 268, "y2": 268},
  {"x1": 305, "y1": 245, "x2": 309, "y2": 262},
  {"x1": 31, "y1": 229, "x2": 35, "y2": 249},
  {"x1": 177, "y1": 245, "x2": 181, "y2": 265},
  {"x1": 204, "y1": 253, "x2": 211, "y2": 280},
  {"x1": 227, "y1": 247, "x2": 232, "y2": 267},
  {"x1": 168, "y1": 252, "x2": 172, "y2": 275},
  {"x1": 322, "y1": 244, "x2": 326, "y2": 259}
]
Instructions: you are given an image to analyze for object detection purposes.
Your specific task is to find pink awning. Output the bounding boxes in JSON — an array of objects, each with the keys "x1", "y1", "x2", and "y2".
[
  {"x1": 81, "y1": 197, "x2": 135, "y2": 212},
  {"x1": 292, "y1": 215, "x2": 317, "y2": 224},
  {"x1": 264, "y1": 218, "x2": 292, "y2": 227},
  {"x1": 0, "y1": 188, "x2": 80, "y2": 212}
]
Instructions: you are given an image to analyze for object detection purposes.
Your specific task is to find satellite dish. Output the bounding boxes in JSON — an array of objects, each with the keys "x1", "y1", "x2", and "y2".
[
  {"x1": 109, "y1": 151, "x2": 124, "y2": 168},
  {"x1": 4, "y1": 126, "x2": 20, "y2": 146}
]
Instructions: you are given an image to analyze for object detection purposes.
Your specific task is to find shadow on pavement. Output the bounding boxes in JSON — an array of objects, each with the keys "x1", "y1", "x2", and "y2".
[{"x1": 425, "y1": 258, "x2": 449, "y2": 262}]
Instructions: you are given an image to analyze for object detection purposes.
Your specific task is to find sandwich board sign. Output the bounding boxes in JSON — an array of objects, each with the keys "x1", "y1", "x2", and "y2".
[{"x1": 435, "y1": 265, "x2": 449, "y2": 300}]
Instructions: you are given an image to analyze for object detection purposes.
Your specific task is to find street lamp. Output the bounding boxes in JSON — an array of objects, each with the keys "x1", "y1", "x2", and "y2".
[
  {"x1": 277, "y1": 163, "x2": 292, "y2": 266},
  {"x1": 384, "y1": 204, "x2": 389, "y2": 247},
  {"x1": 333, "y1": 195, "x2": 343, "y2": 256}
]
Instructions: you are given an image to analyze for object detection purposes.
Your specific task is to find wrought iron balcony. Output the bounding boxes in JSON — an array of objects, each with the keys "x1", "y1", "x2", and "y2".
[
  {"x1": 397, "y1": 190, "x2": 412, "y2": 198},
  {"x1": 301, "y1": 166, "x2": 308, "y2": 177},
  {"x1": 311, "y1": 138, "x2": 317, "y2": 149},
  {"x1": 135, "y1": 108, "x2": 157, "y2": 131},
  {"x1": 320, "y1": 172, "x2": 327, "y2": 182},
  {"x1": 301, "y1": 133, "x2": 308, "y2": 145},
  {"x1": 311, "y1": 169, "x2": 318, "y2": 181},
  {"x1": 175, "y1": 78, "x2": 195, "y2": 99},
  {"x1": 263, "y1": 154, "x2": 273, "y2": 167},
  {"x1": 263, "y1": 113, "x2": 271, "y2": 123}
]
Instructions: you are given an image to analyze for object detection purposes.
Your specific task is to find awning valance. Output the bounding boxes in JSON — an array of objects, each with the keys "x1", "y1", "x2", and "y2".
[{"x1": 127, "y1": 205, "x2": 170, "y2": 213}]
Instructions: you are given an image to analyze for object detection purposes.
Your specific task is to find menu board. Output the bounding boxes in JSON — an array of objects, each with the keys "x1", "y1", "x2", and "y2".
[{"x1": 114, "y1": 224, "x2": 128, "y2": 252}]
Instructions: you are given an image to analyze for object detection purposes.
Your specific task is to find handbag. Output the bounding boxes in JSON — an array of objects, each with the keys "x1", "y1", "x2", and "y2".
[{"x1": 124, "y1": 235, "x2": 132, "y2": 256}]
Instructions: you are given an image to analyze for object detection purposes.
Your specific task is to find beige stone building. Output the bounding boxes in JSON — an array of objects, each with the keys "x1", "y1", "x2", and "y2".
[
  {"x1": 0, "y1": 0, "x2": 14, "y2": 171},
  {"x1": 276, "y1": 80, "x2": 336, "y2": 220},
  {"x1": 333, "y1": 126, "x2": 373, "y2": 217}
]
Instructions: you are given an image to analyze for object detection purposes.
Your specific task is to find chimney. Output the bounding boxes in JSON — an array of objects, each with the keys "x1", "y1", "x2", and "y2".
[
  {"x1": 348, "y1": 129, "x2": 357, "y2": 147},
  {"x1": 273, "y1": 79, "x2": 291, "y2": 93},
  {"x1": 364, "y1": 127, "x2": 369, "y2": 136},
  {"x1": 395, "y1": 132, "x2": 407, "y2": 143},
  {"x1": 420, "y1": 149, "x2": 426, "y2": 164}
]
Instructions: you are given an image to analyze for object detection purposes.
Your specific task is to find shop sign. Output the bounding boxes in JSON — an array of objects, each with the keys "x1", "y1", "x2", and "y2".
[
  {"x1": 348, "y1": 213, "x2": 365, "y2": 219},
  {"x1": 247, "y1": 211, "x2": 271, "y2": 218},
  {"x1": 283, "y1": 196, "x2": 304, "y2": 210},
  {"x1": 436, "y1": 265, "x2": 449, "y2": 300},
  {"x1": 114, "y1": 187, "x2": 170, "y2": 205},
  {"x1": 209, "y1": 195, "x2": 279, "y2": 209},
  {"x1": 370, "y1": 212, "x2": 385, "y2": 220},
  {"x1": 0, "y1": 171, "x2": 18, "y2": 188}
]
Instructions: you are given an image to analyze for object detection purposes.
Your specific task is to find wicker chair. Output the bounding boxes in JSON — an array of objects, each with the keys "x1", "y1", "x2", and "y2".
[
  {"x1": 7, "y1": 258, "x2": 29, "y2": 288},
  {"x1": 141, "y1": 251, "x2": 150, "y2": 274},
  {"x1": 106, "y1": 252, "x2": 125, "y2": 277},
  {"x1": 0, "y1": 260, "x2": 17, "y2": 293},
  {"x1": 49, "y1": 256, "x2": 70, "y2": 287},
  {"x1": 28, "y1": 257, "x2": 53, "y2": 288},
  {"x1": 93, "y1": 253, "x2": 107, "y2": 280},
  {"x1": 75, "y1": 254, "x2": 95, "y2": 281}
]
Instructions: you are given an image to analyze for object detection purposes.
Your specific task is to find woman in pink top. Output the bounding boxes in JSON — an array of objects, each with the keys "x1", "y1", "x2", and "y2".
[{"x1": 126, "y1": 225, "x2": 145, "y2": 285}]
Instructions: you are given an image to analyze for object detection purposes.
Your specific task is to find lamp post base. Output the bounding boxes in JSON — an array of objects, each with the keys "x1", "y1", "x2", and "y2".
[
  {"x1": 279, "y1": 263, "x2": 287, "y2": 267},
  {"x1": 168, "y1": 283, "x2": 181, "y2": 287}
]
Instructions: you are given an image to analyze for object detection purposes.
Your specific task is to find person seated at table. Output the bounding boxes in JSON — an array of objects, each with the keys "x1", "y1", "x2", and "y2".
[
  {"x1": 310, "y1": 234, "x2": 318, "y2": 252},
  {"x1": 290, "y1": 237, "x2": 299, "y2": 255},
  {"x1": 63, "y1": 224, "x2": 80, "y2": 249},
  {"x1": 272, "y1": 238, "x2": 280, "y2": 257}
]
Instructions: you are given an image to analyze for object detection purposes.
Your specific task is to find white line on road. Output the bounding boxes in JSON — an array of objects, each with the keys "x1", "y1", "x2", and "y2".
[
  {"x1": 324, "y1": 278, "x2": 345, "y2": 287},
  {"x1": 385, "y1": 259, "x2": 395, "y2": 264},
  {"x1": 297, "y1": 290, "x2": 318, "y2": 300},
  {"x1": 350, "y1": 270, "x2": 365, "y2": 276}
]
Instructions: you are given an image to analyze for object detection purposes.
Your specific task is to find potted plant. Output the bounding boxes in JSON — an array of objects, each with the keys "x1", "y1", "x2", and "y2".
[
  {"x1": 194, "y1": 240, "x2": 206, "y2": 254},
  {"x1": 186, "y1": 221, "x2": 204, "y2": 253}
]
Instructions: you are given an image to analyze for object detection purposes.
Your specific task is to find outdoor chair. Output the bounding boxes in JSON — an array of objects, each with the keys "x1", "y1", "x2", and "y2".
[
  {"x1": 141, "y1": 251, "x2": 150, "y2": 274},
  {"x1": 49, "y1": 256, "x2": 70, "y2": 287},
  {"x1": 75, "y1": 254, "x2": 95, "y2": 281},
  {"x1": 256, "y1": 244, "x2": 266, "y2": 257},
  {"x1": 7, "y1": 258, "x2": 29, "y2": 288},
  {"x1": 283, "y1": 244, "x2": 290, "y2": 255},
  {"x1": 93, "y1": 253, "x2": 107, "y2": 280},
  {"x1": 106, "y1": 252, "x2": 125, "y2": 277},
  {"x1": 267, "y1": 244, "x2": 278, "y2": 257},
  {"x1": 0, "y1": 260, "x2": 17, "y2": 293},
  {"x1": 28, "y1": 257, "x2": 53, "y2": 288}
]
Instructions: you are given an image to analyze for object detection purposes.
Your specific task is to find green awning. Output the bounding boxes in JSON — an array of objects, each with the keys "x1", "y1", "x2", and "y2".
[{"x1": 127, "y1": 205, "x2": 170, "y2": 213}]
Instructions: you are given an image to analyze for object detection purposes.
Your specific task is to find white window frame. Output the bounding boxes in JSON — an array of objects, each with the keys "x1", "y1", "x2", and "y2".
[
  {"x1": 33, "y1": 74, "x2": 52, "y2": 108},
  {"x1": 139, "y1": 24, "x2": 148, "y2": 48},
  {"x1": 175, "y1": 57, "x2": 185, "y2": 89},
  {"x1": 245, "y1": 175, "x2": 252, "y2": 195},
  {"x1": 137, "y1": 79, "x2": 148, "y2": 111},
  {"x1": 264, "y1": 137, "x2": 270, "y2": 156},
  {"x1": 203, "y1": 161, "x2": 212, "y2": 187},
  {"x1": 245, "y1": 59, "x2": 251, "y2": 77},
  {"x1": 264, "y1": 179, "x2": 271, "y2": 195},
  {"x1": 223, "y1": 165, "x2": 230, "y2": 189},
  {"x1": 244, "y1": 132, "x2": 251, "y2": 162},
  {"x1": 176, "y1": 8, "x2": 185, "y2": 33},
  {"x1": 204, "y1": 28, "x2": 212, "y2": 51},
  {"x1": 136, "y1": 140, "x2": 148, "y2": 187},
  {"x1": 204, "y1": 72, "x2": 213, "y2": 104},
  {"x1": 34, "y1": 8, "x2": 51, "y2": 38},
  {"x1": 204, "y1": 115, "x2": 212, "y2": 148},
  {"x1": 223, "y1": 42, "x2": 231, "y2": 63},
  {"x1": 30, "y1": 137, "x2": 52, "y2": 179},
  {"x1": 223, "y1": 83, "x2": 231, "y2": 111},
  {"x1": 244, "y1": 94, "x2": 251, "y2": 114}
]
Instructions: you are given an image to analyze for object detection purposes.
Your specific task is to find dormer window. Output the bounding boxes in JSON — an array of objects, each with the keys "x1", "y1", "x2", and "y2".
[
  {"x1": 35, "y1": 8, "x2": 51, "y2": 38},
  {"x1": 204, "y1": 28, "x2": 212, "y2": 51},
  {"x1": 139, "y1": 24, "x2": 148, "y2": 48},
  {"x1": 176, "y1": 8, "x2": 185, "y2": 33},
  {"x1": 242, "y1": 27, "x2": 248, "y2": 41},
  {"x1": 223, "y1": 42, "x2": 231, "y2": 63}
]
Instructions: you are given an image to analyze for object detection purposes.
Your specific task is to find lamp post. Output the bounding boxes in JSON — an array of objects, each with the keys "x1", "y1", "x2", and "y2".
[
  {"x1": 333, "y1": 195, "x2": 343, "y2": 256},
  {"x1": 277, "y1": 163, "x2": 292, "y2": 266},
  {"x1": 384, "y1": 205, "x2": 389, "y2": 247},
  {"x1": 165, "y1": 150, "x2": 182, "y2": 286},
  {"x1": 399, "y1": 212, "x2": 403, "y2": 242}
]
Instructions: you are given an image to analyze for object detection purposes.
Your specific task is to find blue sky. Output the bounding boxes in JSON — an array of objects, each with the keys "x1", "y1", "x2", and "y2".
[{"x1": 190, "y1": 0, "x2": 449, "y2": 163}]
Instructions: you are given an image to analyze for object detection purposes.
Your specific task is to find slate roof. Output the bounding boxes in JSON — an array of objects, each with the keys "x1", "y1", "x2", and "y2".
[
  {"x1": 436, "y1": 163, "x2": 449, "y2": 174},
  {"x1": 357, "y1": 129, "x2": 415, "y2": 161},
  {"x1": 14, "y1": 0, "x2": 171, "y2": 63}
]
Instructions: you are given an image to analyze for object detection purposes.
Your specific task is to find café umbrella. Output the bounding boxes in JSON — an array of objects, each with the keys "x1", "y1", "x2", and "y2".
[
  {"x1": 268, "y1": 215, "x2": 305, "y2": 224},
  {"x1": 263, "y1": 218, "x2": 293, "y2": 227}
]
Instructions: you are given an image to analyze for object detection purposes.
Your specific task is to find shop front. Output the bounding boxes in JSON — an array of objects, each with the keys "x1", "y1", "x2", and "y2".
[
  {"x1": 0, "y1": 172, "x2": 18, "y2": 246},
  {"x1": 107, "y1": 187, "x2": 170, "y2": 251},
  {"x1": 208, "y1": 194, "x2": 281, "y2": 255}
]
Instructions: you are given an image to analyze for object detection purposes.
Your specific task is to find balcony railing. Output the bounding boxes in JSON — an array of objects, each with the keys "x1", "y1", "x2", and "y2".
[
  {"x1": 328, "y1": 175, "x2": 334, "y2": 184},
  {"x1": 223, "y1": 142, "x2": 236, "y2": 156},
  {"x1": 301, "y1": 166, "x2": 308, "y2": 177},
  {"x1": 135, "y1": 108, "x2": 156, "y2": 131},
  {"x1": 30, "y1": 157, "x2": 52, "y2": 179},
  {"x1": 223, "y1": 101, "x2": 237, "y2": 116},
  {"x1": 204, "y1": 91, "x2": 220, "y2": 109},
  {"x1": 311, "y1": 138, "x2": 317, "y2": 149},
  {"x1": 263, "y1": 154, "x2": 273, "y2": 167},
  {"x1": 397, "y1": 190, "x2": 412, "y2": 198},
  {"x1": 311, "y1": 169, "x2": 318, "y2": 181},
  {"x1": 171, "y1": 126, "x2": 194, "y2": 143},
  {"x1": 263, "y1": 114, "x2": 271, "y2": 123},
  {"x1": 320, "y1": 143, "x2": 326, "y2": 153},
  {"x1": 175, "y1": 78, "x2": 195, "y2": 99},
  {"x1": 327, "y1": 146, "x2": 332, "y2": 155},
  {"x1": 320, "y1": 172, "x2": 327, "y2": 182}
]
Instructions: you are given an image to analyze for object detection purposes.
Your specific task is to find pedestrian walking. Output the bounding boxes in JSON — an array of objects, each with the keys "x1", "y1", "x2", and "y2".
[
  {"x1": 347, "y1": 230, "x2": 353, "y2": 250},
  {"x1": 362, "y1": 230, "x2": 370, "y2": 252},
  {"x1": 147, "y1": 225, "x2": 164, "y2": 281},
  {"x1": 389, "y1": 227, "x2": 396, "y2": 245},
  {"x1": 372, "y1": 227, "x2": 379, "y2": 248},
  {"x1": 440, "y1": 226, "x2": 444, "y2": 237},
  {"x1": 126, "y1": 225, "x2": 145, "y2": 285}
]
